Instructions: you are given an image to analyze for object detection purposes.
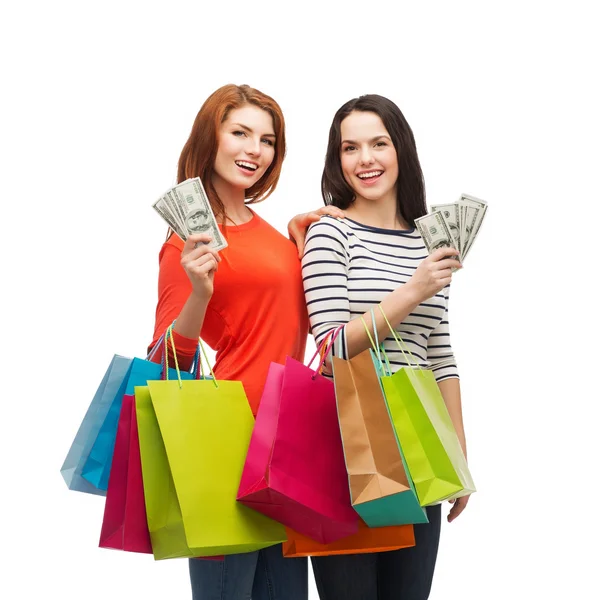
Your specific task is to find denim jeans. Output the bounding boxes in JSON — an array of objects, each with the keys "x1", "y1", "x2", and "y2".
[
  {"x1": 189, "y1": 544, "x2": 308, "y2": 600},
  {"x1": 311, "y1": 504, "x2": 442, "y2": 600}
]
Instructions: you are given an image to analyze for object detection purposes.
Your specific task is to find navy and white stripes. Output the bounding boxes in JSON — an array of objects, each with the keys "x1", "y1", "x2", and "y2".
[{"x1": 301, "y1": 216, "x2": 459, "y2": 382}]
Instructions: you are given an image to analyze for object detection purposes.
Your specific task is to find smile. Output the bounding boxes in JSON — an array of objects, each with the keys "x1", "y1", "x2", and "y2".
[
  {"x1": 235, "y1": 160, "x2": 258, "y2": 172},
  {"x1": 357, "y1": 170, "x2": 383, "y2": 182}
]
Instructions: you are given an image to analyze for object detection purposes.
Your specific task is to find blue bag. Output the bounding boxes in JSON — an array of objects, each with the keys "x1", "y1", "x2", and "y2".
[
  {"x1": 61, "y1": 332, "x2": 199, "y2": 494},
  {"x1": 60, "y1": 355, "x2": 133, "y2": 495},
  {"x1": 81, "y1": 356, "x2": 195, "y2": 490}
]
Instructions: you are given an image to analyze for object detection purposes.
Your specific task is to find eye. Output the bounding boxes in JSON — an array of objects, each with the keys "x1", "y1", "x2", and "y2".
[
  {"x1": 232, "y1": 130, "x2": 246, "y2": 137},
  {"x1": 375, "y1": 141, "x2": 387, "y2": 147},
  {"x1": 261, "y1": 138, "x2": 274, "y2": 146},
  {"x1": 343, "y1": 145, "x2": 356, "y2": 152}
]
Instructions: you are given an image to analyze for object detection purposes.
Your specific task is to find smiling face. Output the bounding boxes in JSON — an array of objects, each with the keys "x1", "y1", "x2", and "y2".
[
  {"x1": 212, "y1": 104, "x2": 276, "y2": 193},
  {"x1": 340, "y1": 110, "x2": 399, "y2": 206}
]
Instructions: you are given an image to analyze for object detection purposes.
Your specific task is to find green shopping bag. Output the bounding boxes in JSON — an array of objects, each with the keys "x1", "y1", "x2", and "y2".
[
  {"x1": 135, "y1": 326, "x2": 286, "y2": 560},
  {"x1": 377, "y1": 307, "x2": 476, "y2": 507}
]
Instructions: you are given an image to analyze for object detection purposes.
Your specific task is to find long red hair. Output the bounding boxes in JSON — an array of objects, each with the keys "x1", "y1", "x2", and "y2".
[{"x1": 177, "y1": 84, "x2": 286, "y2": 222}]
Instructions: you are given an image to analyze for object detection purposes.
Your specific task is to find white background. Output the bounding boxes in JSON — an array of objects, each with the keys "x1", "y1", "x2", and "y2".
[{"x1": 2, "y1": 1, "x2": 598, "y2": 598}]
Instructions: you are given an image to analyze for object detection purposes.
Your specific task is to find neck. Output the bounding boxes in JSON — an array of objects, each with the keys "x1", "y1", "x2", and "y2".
[
  {"x1": 212, "y1": 176, "x2": 253, "y2": 225},
  {"x1": 345, "y1": 193, "x2": 409, "y2": 230}
]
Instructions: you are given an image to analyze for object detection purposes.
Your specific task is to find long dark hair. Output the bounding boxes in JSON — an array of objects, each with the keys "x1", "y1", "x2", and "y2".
[{"x1": 321, "y1": 94, "x2": 427, "y2": 227}]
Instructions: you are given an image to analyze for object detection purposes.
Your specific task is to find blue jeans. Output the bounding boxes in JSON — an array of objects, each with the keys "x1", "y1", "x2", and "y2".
[
  {"x1": 311, "y1": 505, "x2": 442, "y2": 600},
  {"x1": 189, "y1": 544, "x2": 308, "y2": 600}
]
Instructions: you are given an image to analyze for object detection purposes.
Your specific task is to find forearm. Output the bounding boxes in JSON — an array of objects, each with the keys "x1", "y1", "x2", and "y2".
[
  {"x1": 172, "y1": 292, "x2": 210, "y2": 340},
  {"x1": 344, "y1": 283, "x2": 422, "y2": 358},
  {"x1": 437, "y1": 377, "x2": 467, "y2": 460}
]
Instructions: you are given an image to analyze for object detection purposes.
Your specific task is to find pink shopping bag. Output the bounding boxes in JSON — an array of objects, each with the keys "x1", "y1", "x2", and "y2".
[
  {"x1": 99, "y1": 394, "x2": 152, "y2": 553},
  {"x1": 237, "y1": 328, "x2": 358, "y2": 544}
]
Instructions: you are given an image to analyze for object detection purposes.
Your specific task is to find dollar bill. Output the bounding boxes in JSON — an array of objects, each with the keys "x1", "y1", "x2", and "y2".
[
  {"x1": 426, "y1": 193, "x2": 488, "y2": 264},
  {"x1": 415, "y1": 211, "x2": 459, "y2": 266},
  {"x1": 165, "y1": 190, "x2": 187, "y2": 233},
  {"x1": 458, "y1": 193, "x2": 487, "y2": 259},
  {"x1": 459, "y1": 202, "x2": 479, "y2": 254},
  {"x1": 152, "y1": 197, "x2": 186, "y2": 240},
  {"x1": 430, "y1": 203, "x2": 462, "y2": 257},
  {"x1": 152, "y1": 177, "x2": 228, "y2": 251}
]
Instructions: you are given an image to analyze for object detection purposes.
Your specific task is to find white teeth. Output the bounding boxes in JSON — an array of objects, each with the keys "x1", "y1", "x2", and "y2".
[
  {"x1": 357, "y1": 171, "x2": 383, "y2": 179},
  {"x1": 236, "y1": 161, "x2": 258, "y2": 171}
]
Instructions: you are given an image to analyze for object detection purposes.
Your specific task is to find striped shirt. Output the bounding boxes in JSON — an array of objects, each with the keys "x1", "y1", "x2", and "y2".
[{"x1": 301, "y1": 216, "x2": 459, "y2": 382}]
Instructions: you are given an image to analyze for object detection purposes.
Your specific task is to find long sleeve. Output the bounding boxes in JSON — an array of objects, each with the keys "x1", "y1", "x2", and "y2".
[
  {"x1": 148, "y1": 239, "x2": 198, "y2": 370},
  {"x1": 426, "y1": 285, "x2": 459, "y2": 382},
  {"x1": 301, "y1": 218, "x2": 351, "y2": 358},
  {"x1": 302, "y1": 216, "x2": 459, "y2": 379}
]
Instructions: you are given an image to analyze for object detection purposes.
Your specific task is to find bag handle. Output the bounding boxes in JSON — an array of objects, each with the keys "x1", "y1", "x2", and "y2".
[
  {"x1": 146, "y1": 328, "x2": 201, "y2": 377},
  {"x1": 146, "y1": 332, "x2": 166, "y2": 361},
  {"x1": 359, "y1": 310, "x2": 390, "y2": 376},
  {"x1": 163, "y1": 323, "x2": 219, "y2": 389},
  {"x1": 308, "y1": 324, "x2": 344, "y2": 379},
  {"x1": 377, "y1": 305, "x2": 422, "y2": 370}
]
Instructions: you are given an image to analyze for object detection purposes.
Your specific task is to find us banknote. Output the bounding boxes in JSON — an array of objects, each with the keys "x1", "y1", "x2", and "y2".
[
  {"x1": 152, "y1": 177, "x2": 227, "y2": 251},
  {"x1": 425, "y1": 194, "x2": 487, "y2": 262}
]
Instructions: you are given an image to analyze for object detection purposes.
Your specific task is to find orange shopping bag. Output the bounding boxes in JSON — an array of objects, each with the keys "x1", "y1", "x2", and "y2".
[{"x1": 282, "y1": 519, "x2": 414, "y2": 557}]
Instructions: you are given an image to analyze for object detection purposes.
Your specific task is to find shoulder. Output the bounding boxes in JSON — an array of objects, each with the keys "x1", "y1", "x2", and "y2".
[
  {"x1": 306, "y1": 216, "x2": 350, "y2": 243},
  {"x1": 251, "y1": 212, "x2": 298, "y2": 251}
]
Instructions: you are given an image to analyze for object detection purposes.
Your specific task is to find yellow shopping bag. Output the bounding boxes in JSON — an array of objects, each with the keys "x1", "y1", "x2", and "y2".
[{"x1": 136, "y1": 326, "x2": 286, "y2": 559}]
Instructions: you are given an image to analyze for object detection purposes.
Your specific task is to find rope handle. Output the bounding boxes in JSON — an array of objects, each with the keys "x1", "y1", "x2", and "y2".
[
  {"x1": 377, "y1": 305, "x2": 422, "y2": 370},
  {"x1": 163, "y1": 323, "x2": 219, "y2": 388},
  {"x1": 308, "y1": 324, "x2": 344, "y2": 377}
]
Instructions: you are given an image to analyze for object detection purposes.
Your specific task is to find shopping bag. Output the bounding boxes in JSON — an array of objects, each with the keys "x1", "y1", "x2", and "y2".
[
  {"x1": 81, "y1": 351, "x2": 194, "y2": 491},
  {"x1": 332, "y1": 328, "x2": 428, "y2": 526},
  {"x1": 60, "y1": 355, "x2": 133, "y2": 495},
  {"x1": 377, "y1": 307, "x2": 476, "y2": 506},
  {"x1": 137, "y1": 328, "x2": 286, "y2": 560},
  {"x1": 282, "y1": 519, "x2": 414, "y2": 557},
  {"x1": 237, "y1": 327, "x2": 359, "y2": 544},
  {"x1": 99, "y1": 394, "x2": 152, "y2": 553}
]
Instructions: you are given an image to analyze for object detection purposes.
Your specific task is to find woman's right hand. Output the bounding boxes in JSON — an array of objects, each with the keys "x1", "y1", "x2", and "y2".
[
  {"x1": 406, "y1": 247, "x2": 462, "y2": 303},
  {"x1": 180, "y1": 234, "x2": 222, "y2": 299}
]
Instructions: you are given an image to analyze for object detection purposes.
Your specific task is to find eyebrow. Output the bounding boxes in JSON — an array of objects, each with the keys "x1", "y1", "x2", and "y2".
[
  {"x1": 341, "y1": 134, "x2": 391, "y2": 144},
  {"x1": 232, "y1": 123, "x2": 276, "y2": 138}
]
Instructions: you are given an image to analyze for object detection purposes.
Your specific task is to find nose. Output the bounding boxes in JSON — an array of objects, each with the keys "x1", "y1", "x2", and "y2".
[
  {"x1": 245, "y1": 135, "x2": 262, "y2": 157},
  {"x1": 359, "y1": 146, "x2": 374, "y2": 165}
]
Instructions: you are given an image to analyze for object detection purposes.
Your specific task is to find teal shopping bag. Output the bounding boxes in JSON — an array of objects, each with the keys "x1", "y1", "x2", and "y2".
[
  {"x1": 60, "y1": 355, "x2": 133, "y2": 495},
  {"x1": 81, "y1": 355, "x2": 194, "y2": 491}
]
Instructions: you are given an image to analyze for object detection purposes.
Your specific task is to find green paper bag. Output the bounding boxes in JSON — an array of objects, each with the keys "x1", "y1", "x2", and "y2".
[
  {"x1": 377, "y1": 307, "x2": 476, "y2": 507},
  {"x1": 135, "y1": 349, "x2": 286, "y2": 559}
]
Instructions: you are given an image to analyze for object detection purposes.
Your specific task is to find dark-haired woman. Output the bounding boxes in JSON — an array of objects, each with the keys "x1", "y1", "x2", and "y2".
[{"x1": 302, "y1": 95, "x2": 470, "y2": 600}]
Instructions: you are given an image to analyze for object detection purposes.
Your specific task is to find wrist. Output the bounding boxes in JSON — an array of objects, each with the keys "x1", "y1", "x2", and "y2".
[
  {"x1": 399, "y1": 281, "x2": 422, "y2": 308},
  {"x1": 190, "y1": 287, "x2": 212, "y2": 305}
]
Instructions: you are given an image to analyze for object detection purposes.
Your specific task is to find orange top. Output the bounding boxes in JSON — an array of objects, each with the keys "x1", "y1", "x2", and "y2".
[{"x1": 149, "y1": 210, "x2": 309, "y2": 415}]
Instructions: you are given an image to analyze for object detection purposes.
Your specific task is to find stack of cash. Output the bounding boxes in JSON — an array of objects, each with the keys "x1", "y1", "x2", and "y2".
[
  {"x1": 152, "y1": 177, "x2": 228, "y2": 251},
  {"x1": 415, "y1": 193, "x2": 488, "y2": 262}
]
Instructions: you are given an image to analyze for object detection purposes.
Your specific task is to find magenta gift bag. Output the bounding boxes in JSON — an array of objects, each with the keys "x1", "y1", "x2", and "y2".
[
  {"x1": 237, "y1": 328, "x2": 358, "y2": 544},
  {"x1": 99, "y1": 394, "x2": 152, "y2": 553}
]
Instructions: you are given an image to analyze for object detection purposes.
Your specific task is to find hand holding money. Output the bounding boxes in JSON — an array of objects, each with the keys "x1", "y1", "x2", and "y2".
[
  {"x1": 180, "y1": 234, "x2": 222, "y2": 300},
  {"x1": 416, "y1": 193, "x2": 488, "y2": 264},
  {"x1": 405, "y1": 246, "x2": 462, "y2": 302},
  {"x1": 152, "y1": 177, "x2": 228, "y2": 252}
]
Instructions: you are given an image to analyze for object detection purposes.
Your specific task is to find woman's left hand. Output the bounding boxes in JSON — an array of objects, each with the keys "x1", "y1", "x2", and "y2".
[
  {"x1": 288, "y1": 206, "x2": 345, "y2": 257},
  {"x1": 447, "y1": 495, "x2": 470, "y2": 523}
]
